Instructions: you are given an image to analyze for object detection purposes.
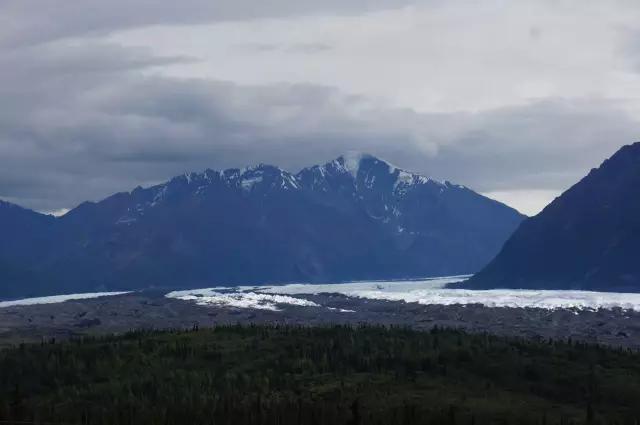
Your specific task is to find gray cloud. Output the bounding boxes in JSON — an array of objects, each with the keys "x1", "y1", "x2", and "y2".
[
  {"x1": 0, "y1": 0, "x2": 415, "y2": 48},
  {"x1": 1, "y1": 0, "x2": 639, "y2": 215},
  {"x1": 238, "y1": 42, "x2": 333, "y2": 54},
  {"x1": 286, "y1": 43, "x2": 333, "y2": 54},
  {"x1": 0, "y1": 34, "x2": 636, "y2": 213},
  {"x1": 622, "y1": 29, "x2": 640, "y2": 73},
  {"x1": 410, "y1": 99, "x2": 639, "y2": 191}
]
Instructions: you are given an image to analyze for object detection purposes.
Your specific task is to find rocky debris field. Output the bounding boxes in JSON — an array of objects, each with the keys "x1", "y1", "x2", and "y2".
[{"x1": 1, "y1": 290, "x2": 640, "y2": 350}]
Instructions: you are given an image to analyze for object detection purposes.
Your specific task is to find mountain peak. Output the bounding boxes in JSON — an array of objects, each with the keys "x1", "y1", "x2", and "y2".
[
  {"x1": 338, "y1": 151, "x2": 375, "y2": 174},
  {"x1": 241, "y1": 163, "x2": 281, "y2": 174},
  {"x1": 294, "y1": 152, "x2": 452, "y2": 196},
  {"x1": 601, "y1": 141, "x2": 640, "y2": 167},
  {"x1": 332, "y1": 151, "x2": 374, "y2": 178}
]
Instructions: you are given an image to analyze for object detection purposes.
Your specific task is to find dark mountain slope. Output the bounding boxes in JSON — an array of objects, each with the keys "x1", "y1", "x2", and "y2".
[
  {"x1": 0, "y1": 154, "x2": 524, "y2": 298},
  {"x1": 465, "y1": 142, "x2": 640, "y2": 291},
  {"x1": 0, "y1": 200, "x2": 54, "y2": 257},
  {"x1": 0, "y1": 201, "x2": 56, "y2": 298}
]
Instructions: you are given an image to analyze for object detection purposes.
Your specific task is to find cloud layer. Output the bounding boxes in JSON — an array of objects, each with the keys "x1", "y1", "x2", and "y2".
[{"x1": 1, "y1": 1, "x2": 639, "y2": 215}]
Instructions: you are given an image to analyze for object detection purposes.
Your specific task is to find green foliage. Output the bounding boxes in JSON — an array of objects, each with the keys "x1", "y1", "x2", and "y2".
[{"x1": 1, "y1": 325, "x2": 639, "y2": 424}]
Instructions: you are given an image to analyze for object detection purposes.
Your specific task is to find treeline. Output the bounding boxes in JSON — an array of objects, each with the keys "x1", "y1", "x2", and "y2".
[{"x1": 1, "y1": 324, "x2": 640, "y2": 424}]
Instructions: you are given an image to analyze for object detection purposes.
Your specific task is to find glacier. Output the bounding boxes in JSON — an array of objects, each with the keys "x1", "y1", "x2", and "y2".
[
  {"x1": 0, "y1": 291, "x2": 131, "y2": 308},
  {"x1": 169, "y1": 275, "x2": 640, "y2": 312},
  {"x1": 165, "y1": 289, "x2": 321, "y2": 311},
  {"x1": 7, "y1": 276, "x2": 640, "y2": 312}
]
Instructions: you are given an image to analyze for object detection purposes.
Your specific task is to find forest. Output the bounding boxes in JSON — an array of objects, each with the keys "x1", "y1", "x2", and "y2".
[{"x1": 1, "y1": 324, "x2": 640, "y2": 425}]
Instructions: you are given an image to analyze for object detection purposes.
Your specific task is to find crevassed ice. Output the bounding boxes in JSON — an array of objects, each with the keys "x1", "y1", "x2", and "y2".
[
  {"x1": 165, "y1": 289, "x2": 321, "y2": 311},
  {"x1": 167, "y1": 276, "x2": 469, "y2": 313},
  {"x1": 261, "y1": 277, "x2": 640, "y2": 311},
  {"x1": 171, "y1": 275, "x2": 640, "y2": 312},
  {"x1": 258, "y1": 275, "x2": 468, "y2": 296}
]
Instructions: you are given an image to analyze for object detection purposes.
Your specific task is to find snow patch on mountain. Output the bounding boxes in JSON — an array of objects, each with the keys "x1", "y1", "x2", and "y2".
[
  {"x1": 393, "y1": 171, "x2": 444, "y2": 194},
  {"x1": 339, "y1": 151, "x2": 368, "y2": 178},
  {"x1": 156, "y1": 153, "x2": 450, "y2": 199},
  {"x1": 111, "y1": 153, "x2": 471, "y2": 226},
  {"x1": 280, "y1": 171, "x2": 300, "y2": 190},
  {"x1": 115, "y1": 216, "x2": 137, "y2": 225},
  {"x1": 241, "y1": 175, "x2": 263, "y2": 191},
  {"x1": 150, "y1": 186, "x2": 168, "y2": 207}
]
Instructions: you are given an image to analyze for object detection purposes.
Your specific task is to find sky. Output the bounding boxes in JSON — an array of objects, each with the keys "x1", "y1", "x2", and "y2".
[{"x1": 1, "y1": 0, "x2": 639, "y2": 216}]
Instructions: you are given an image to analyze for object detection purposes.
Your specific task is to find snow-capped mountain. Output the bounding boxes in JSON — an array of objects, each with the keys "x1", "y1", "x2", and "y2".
[
  {"x1": 466, "y1": 142, "x2": 640, "y2": 292},
  {"x1": 0, "y1": 154, "x2": 524, "y2": 298},
  {"x1": 112, "y1": 152, "x2": 513, "y2": 235}
]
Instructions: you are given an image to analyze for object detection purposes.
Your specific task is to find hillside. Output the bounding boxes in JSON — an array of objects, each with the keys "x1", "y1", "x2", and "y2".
[
  {"x1": 1, "y1": 325, "x2": 639, "y2": 424},
  {"x1": 466, "y1": 142, "x2": 640, "y2": 291}
]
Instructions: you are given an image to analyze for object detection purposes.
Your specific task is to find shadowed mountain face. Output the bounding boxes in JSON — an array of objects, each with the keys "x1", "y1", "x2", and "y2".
[
  {"x1": 0, "y1": 154, "x2": 523, "y2": 298},
  {"x1": 0, "y1": 201, "x2": 56, "y2": 297},
  {"x1": 465, "y1": 142, "x2": 640, "y2": 292}
]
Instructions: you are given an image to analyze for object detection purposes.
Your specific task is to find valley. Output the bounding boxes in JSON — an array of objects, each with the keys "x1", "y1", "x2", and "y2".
[
  {"x1": 3, "y1": 279, "x2": 640, "y2": 350},
  {"x1": 3, "y1": 4, "x2": 640, "y2": 422}
]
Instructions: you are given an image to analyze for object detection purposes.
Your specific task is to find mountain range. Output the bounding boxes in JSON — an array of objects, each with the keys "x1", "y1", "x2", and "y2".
[
  {"x1": 465, "y1": 142, "x2": 640, "y2": 292},
  {"x1": 0, "y1": 153, "x2": 524, "y2": 299}
]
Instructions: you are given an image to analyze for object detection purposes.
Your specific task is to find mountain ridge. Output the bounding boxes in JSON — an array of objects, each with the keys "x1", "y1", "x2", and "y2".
[
  {"x1": 0, "y1": 154, "x2": 524, "y2": 299},
  {"x1": 464, "y1": 142, "x2": 640, "y2": 292}
]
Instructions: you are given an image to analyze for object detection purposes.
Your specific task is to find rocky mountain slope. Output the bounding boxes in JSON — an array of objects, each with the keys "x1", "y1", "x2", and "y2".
[
  {"x1": 0, "y1": 153, "x2": 524, "y2": 298},
  {"x1": 465, "y1": 142, "x2": 640, "y2": 291}
]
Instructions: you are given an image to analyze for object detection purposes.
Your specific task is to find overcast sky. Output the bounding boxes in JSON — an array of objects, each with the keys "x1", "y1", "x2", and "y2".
[{"x1": 1, "y1": 0, "x2": 639, "y2": 215}]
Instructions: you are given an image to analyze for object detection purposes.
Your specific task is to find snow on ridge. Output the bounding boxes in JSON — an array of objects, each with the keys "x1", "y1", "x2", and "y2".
[
  {"x1": 150, "y1": 185, "x2": 168, "y2": 207},
  {"x1": 241, "y1": 175, "x2": 263, "y2": 190},
  {"x1": 393, "y1": 170, "x2": 445, "y2": 194},
  {"x1": 158, "y1": 154, "x2": 452, "y2": 198},
  {"x1": 394, "y1": 170, "x2": 414, "y2": 188},
  {"x1": 239, "y1": 167, "x2": 265, "y2": 191},
  {"x1": 0, "y1": 291, "x2": 131, "y2": 309},
  {"x1": 323, "y1": 152, "x2": 447, "y2": 192},
  {"x1": 280, "y1": 170, "x2": 300, "y2": 190},
  {"x1": 367, "y1": 156, "x2": 446, "y2": 191},
  {"x1": 122, "y1": 155, "x2": 459, "y2": 212},
  {"x1": 340, "y1": 151, "x2": 367, "y2": 178},
  {"x1": 115, "y1": 216, "x2": 137, "y2": 225},
  {"x1": 237, "y1": 166, "x2": 301, "y2": 192}
]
